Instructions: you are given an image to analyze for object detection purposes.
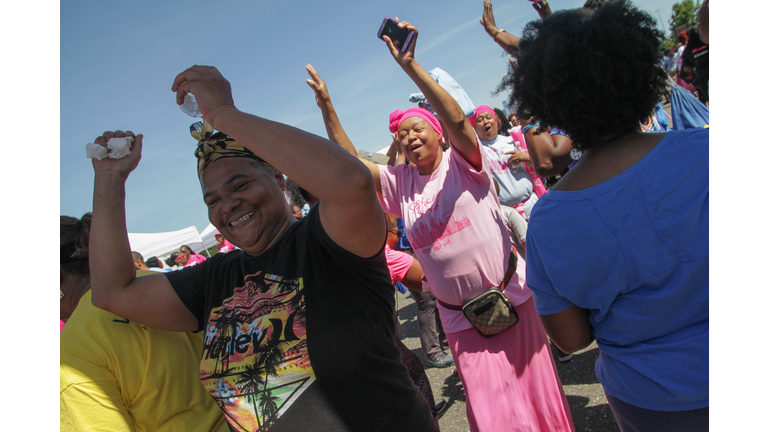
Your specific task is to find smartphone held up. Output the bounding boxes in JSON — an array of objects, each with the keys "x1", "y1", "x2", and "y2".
[{"x1": 377, "y1": 17, "x2": 414, "y2": 52}]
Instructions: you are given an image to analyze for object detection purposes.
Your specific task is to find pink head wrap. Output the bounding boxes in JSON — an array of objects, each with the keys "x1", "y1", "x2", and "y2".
[
  {"x1": 468, "y1": 105, "x2": 496, "y2": 126},
  {"x1": 388, "y1": 107, "x2": 443, "y2": 137}
]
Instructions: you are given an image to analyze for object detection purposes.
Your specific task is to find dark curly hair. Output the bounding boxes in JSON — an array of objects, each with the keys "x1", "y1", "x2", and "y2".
[
  {"x1": 493, "y1": 108, "x2": 513, "y2": 135},
  {"x1": 145, "y1": 256, "x2": 161, "y2": 268},
  {"x1": 61, "y1": 213, "x2": 92, "y2": 276},
  {"x1": 497, "y1": 0, "x2": 666, "y2": 150},
  {"x1": 166, "y1": 252, "x2": 181, "y2": 268},
  {"x1": 583, "y1": 0, "x2": 616, "y2": 10}
]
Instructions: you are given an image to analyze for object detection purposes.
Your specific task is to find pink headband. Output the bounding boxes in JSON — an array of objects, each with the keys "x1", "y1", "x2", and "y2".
[
  {"x1": 468, "y1": 105, "x2": 496, "y2": 126},
  {"x1": 388, "y1": 107, "x2": 443, "y2": 137}
]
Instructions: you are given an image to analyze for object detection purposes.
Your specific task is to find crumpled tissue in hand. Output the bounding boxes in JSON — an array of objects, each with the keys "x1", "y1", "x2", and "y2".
[
  {"x1": 85, "y1": 136, "x2": 134, "y2": 160},
  {"x1": 85, "y1": 143, "x2": 108, "y2": 160}
]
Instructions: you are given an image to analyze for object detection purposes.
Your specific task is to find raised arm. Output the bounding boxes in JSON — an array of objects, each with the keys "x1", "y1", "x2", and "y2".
[
  {"x1": 480, "y1": 0, "x2": 551, "y2": 56},
  {"x1": 384, "y1": 133, "x2": 413, "y2": 167},
  {"x1": 383, "y1": 20, "x2": 481, "y2": 170},
  {"x1": 530, "y1": 0, "x2": 553, "y2": 19},
  {"x1": 385, "y1": 136, "x2": 399, "y2": 166},
  {"x1": 89, "y1": 131, "x2": 198, "y2": 331},
  {"x1": 305, "y1": 64, "x2": 382, "y2": 194},
  {"x1": 480, "y1": 0, "x2": 521, "y2": 56},
  {"x1": 523, "y1": 122, "x2": 574, "y2": 177},
  {"x1": 172, "y1": 65, "x2": 386, "y2": 258}
]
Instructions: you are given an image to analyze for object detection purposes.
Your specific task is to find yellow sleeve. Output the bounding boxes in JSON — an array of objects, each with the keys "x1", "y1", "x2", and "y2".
[
  {"x1": 60, "y1": 379, "x2": 134, "y2": 432},
  {"x1": 60, "y1": 292, "x2": 135, "y2": 432},
  {"x1": 61, "y1": 291, "x2": 228, "y2": 432}
]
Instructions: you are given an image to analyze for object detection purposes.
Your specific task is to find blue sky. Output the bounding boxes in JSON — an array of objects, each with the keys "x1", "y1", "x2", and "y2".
[
  {"x1": 60, "y1": 0, "x2": 679, "y2": 235},
  {"x1": 21, "y1": 1, "x2": 753, "y2": 427}
]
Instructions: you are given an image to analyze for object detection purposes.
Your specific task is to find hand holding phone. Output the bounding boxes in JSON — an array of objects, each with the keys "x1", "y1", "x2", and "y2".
[{"x1": 377, "y1": 17, "x2": 414, "y2": 53}]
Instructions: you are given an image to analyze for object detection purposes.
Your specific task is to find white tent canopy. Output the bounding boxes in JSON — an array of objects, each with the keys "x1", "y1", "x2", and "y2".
[
  {"x1": 200, "y1": 223, "x2": 220, "y2": 251},
  {"x1": 127, "y1": 226, "x2": 208, "y2": 262}
]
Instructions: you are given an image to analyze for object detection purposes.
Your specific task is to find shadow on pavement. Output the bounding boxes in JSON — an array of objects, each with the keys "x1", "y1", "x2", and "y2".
[
  {"x1": 440, "y1": 372, "x2": 466, "y2": 406},
  {"x1": 566, "y1": 395, "x2": 619, "y2": 432},
  {"x1": 556, "y1": 346, "x2": 602, "y2": 386},
  {"x1": 396, "y1": 299, "x2": 420, "y2": 338}
]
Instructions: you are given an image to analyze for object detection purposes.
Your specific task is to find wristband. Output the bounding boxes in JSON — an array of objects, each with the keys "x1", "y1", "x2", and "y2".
[
  {"x1": 493, "y1": 28, "x2": 506, "y2": 41},
  {"x1": 522, "y1": 123, "x2": 539, "y2": 134}
]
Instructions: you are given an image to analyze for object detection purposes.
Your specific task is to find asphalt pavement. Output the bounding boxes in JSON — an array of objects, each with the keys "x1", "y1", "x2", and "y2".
[{"x1": 395, "y1": 290, "x2": 620, "y2": 432}]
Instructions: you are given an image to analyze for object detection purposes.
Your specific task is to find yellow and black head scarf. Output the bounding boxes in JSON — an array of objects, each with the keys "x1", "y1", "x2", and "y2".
[{"x1": 191, "y1": 120, "x2": 271, "y2": 177}]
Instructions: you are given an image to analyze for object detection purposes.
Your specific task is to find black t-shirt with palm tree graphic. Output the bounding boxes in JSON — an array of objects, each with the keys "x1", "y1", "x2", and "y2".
[{"x1": 166, "y1": 206, "x2": 437, "y2": 432}]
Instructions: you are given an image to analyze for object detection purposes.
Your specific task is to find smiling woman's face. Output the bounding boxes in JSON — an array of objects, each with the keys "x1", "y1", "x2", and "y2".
[
  {"x1": 201, "y1": 158, "x2": 293, "y2": 256},
  {"x1": 398, "y1": 117, "x2": 442, "y2": 175}
]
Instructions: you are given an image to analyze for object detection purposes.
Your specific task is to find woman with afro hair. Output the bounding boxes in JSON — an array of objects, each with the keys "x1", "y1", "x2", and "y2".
[{"x1": 503, "y1": 1, "x2": 709, "y2": 431}]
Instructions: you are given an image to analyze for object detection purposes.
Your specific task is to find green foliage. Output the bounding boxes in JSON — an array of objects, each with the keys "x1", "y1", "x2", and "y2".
[
  {"x1": 668, "y1": 0, "x2": 701, "y2": 34},
  {"x1": 660, "y1": 38, "x2": 675, "y2": 50}
]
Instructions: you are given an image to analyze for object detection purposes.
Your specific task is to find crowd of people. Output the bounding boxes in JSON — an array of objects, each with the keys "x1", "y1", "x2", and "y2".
[
  {"x1": 61, "y1": 0, "x2": 709, "y2": 431},
  {"x1": 662, "y1": 0, "x2": 709, "y2": 106}
]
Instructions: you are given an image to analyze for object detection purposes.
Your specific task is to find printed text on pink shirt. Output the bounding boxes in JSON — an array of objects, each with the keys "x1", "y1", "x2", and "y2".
[{"x1": 407, "y1": 190, "x2": 472, "y2": 253}]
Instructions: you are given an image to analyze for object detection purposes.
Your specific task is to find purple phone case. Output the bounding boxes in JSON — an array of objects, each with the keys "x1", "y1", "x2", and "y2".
[{"x1": 377, "y1": 17, "x2": 414, "y2": 53}]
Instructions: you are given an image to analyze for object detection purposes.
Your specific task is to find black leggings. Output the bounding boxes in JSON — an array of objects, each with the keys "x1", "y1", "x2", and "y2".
[{"x1": 605, "y1": 392, "x2": 708, "y2": 432}]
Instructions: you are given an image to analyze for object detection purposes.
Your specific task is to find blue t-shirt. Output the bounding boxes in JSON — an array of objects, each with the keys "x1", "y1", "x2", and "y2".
[
  {"x1": 550, "y1": 127, "x2": 568, "y2": 137},
  {"x1": 655, "y1": 103, "x2": 669, "y2": 131},
  {"x1": 395, "y1": 218, "x2": 411, "y2": 251},
  {"x1": 525, "y1": 129, "x2": 709, "y2": 411}
]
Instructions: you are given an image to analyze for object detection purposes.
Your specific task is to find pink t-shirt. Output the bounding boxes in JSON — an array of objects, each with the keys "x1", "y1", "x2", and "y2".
[
  {"x1": 384, "y1": 244, "x2": 414, "y2": 284},
  {"x1": 217, "y1": 240, "x2": 235, "y2": 253},
  {"x1": 185, "y1": 253, "x2": 207, "y2": 266},
  {"x1": 379, "y1": 146, "x2": 532, "y2": 333}
]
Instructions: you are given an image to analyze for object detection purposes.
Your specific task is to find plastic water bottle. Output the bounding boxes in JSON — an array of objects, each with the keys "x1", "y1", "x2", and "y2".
[
  {"x1": 510, "y1": 141, "x2": 524, "y2": 171},
  {"x1": 180, "y1": 93, "x2": 203, "y2": 118}
]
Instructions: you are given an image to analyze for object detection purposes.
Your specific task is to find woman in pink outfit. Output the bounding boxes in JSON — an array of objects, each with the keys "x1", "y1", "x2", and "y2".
[
  {"x1": 306, "y1": 19, "x2": 574, "y2": 432},
  {"x1": 376, "y1": 22, "x2": 572, "y2": 432},
  {"x1": 469, "y1": 104, "x2": 547, "y2": 219},
  {"x1": 179, "y1": 244, "x2": 207, "y2": 267},
  {"x1": 214, "y1": 231, "x2": 235, "y2": 253}
]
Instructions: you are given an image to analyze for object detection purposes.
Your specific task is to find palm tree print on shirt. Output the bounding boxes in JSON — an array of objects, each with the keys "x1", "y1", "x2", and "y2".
[{"x1": 200, "y1": 272, "x2": 314, "y2": 431}]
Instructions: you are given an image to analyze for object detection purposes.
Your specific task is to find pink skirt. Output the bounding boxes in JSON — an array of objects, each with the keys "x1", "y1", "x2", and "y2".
[{"x1": 446, "y1": 298, "x2": 575, "y2": 432}]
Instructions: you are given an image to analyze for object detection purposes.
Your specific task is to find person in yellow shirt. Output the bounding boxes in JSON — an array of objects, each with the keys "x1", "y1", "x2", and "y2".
[{"x1": 60, "y1": 213, "x2": 228, "y2": 432}]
